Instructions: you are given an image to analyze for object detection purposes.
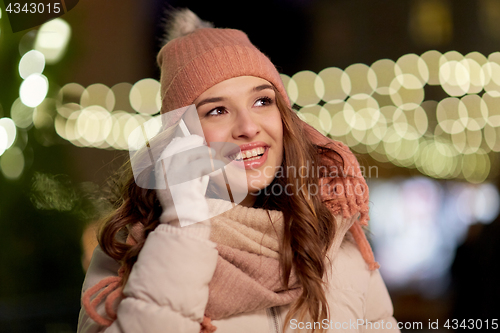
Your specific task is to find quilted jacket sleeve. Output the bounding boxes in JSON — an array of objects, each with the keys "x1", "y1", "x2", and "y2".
[
  {"x1": 362, "y1": 268, "x2": 400, "y2": 332},
  {"x1": 77, "y1": 224, "x2": 218, "y2": 333},
  {"x1": 322, "y1": 232, "x2": 400, "y2": 333}
]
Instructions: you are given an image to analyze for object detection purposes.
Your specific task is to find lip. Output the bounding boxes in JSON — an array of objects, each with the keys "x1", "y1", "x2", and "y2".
[
  {"x1": 243, "y1": 146, "x2": 268, "y2": 170},
  {"x1": 223, "y1": 141, "x2": 270, "y2": 170},
  {"x1": 224, "y1": 141, "x2": 269, "y2": 158}
]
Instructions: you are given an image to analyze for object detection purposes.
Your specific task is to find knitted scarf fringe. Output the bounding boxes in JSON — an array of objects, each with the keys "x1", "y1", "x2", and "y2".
[
  {"x1": 82, "y1": 274, "x2": 123, "y2": 326},
  {"x1": 201, "y1": 316, "x2": 218, "y2": 333}
]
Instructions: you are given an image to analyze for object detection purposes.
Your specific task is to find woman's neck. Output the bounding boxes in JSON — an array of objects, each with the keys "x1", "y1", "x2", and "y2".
[{"x1": 238, "y1": 193, "x2": 258, "y2": 207}]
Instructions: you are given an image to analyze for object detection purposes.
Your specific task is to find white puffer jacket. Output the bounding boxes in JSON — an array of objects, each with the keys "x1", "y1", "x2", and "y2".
[{"x1": 77, "y1": 222, "x2": 400, "y2": 333}]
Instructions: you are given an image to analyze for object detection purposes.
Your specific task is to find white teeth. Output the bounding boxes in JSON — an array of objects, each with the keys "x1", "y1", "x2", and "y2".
[{"x1": 227, "y1": 147, "x2": 266, "y2": 161}]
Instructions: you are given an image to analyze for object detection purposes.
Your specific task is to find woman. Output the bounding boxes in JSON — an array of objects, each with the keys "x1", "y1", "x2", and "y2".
[{"x1": 78, "y1": 8, "x2": 399, "y2": 333}]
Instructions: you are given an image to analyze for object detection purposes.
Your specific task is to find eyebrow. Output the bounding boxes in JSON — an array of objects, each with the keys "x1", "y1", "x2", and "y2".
[{"x1": 196, "y1": 84, "x2": 274, "y2": 108}]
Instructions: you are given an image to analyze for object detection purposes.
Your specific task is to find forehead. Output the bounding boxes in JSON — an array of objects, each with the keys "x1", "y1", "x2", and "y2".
[{"x1": 196, "y1": 76, "x2": 273, "y2": 99}]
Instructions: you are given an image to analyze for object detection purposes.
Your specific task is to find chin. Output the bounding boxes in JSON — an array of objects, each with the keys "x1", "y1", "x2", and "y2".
[{"x1": 247, "y1": 177, "x2": 274, "y2": 194}]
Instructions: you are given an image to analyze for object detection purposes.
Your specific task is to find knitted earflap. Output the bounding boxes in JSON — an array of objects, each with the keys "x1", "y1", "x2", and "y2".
[
  {"x1": 82, "y1": 270, "x2": 123, "y2": 326},
  {"x1": 302, "y1": 122, "x2": 380, "y2": 271},
  {"x1": 200, "y1": 316, "x2": 218, "y2": 333}
]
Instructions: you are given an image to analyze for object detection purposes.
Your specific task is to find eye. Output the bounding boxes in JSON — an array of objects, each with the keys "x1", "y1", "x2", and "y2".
[
  {"x1": 254, "y1": 96, "x2": 274, "y2": 107},
  {"x1": 206, "y1": 107, "x2": 228, "y2": 117}
]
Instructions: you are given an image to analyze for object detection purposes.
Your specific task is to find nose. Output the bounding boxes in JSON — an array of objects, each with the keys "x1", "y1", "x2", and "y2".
[{"x1": 233, "y1": 108, "x2": 260, "y2": 139}]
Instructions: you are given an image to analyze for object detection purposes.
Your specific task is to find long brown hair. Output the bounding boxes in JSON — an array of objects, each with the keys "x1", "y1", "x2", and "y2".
[{"x1": 98, "y1": 87, "x2": 339, "y2": 333}]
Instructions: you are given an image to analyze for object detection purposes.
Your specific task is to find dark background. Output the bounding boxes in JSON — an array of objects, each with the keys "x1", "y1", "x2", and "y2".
[{"x1": 1, "y1": 0, "x2": 499, "y2": 332}]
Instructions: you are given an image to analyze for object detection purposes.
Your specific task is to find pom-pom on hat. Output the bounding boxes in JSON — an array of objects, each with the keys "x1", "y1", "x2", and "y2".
[{"x1": 156, "y1": 8, "x2": 290, "y2": 114}]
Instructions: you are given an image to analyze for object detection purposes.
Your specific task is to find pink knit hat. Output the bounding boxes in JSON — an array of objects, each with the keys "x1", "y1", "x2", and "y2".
[{"x1": 157, "y1": 27, "x2": 291, "y2": 114}]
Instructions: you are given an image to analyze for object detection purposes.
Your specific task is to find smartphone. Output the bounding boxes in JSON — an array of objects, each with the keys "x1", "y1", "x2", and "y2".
[{"x1": 178, "y1": 119, "x2": 191, "y2": 137}]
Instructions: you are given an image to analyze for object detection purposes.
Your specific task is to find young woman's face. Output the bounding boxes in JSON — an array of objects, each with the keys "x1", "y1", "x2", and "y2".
[{"x1": 194, "y1": 76, "x2": 284, "y2": 207}]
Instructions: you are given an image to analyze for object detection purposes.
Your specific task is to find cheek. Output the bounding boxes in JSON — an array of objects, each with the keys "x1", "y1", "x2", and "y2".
[
  {"x1": 201, "y1": 125, "x2": 225, "y2": 145},
  {"x1": 269, "y1": 112, "x2": 284, "y2": 161}
]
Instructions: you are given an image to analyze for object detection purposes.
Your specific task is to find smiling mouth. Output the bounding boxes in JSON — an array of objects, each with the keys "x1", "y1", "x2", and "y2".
[{"x1": 227, "y1": 146, "x2": 266, "y2": 162}]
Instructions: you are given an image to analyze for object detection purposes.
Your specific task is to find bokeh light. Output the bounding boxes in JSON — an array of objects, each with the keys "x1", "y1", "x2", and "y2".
[
  {"x1": 344, "y1": 95, "x2": 380, "y2": 131},
  {"x1": 127, "y1": 115, "x2": 162, "y2": 151},
  {"x1": 483, "y1": 52, "x2": 500, "y2": 94},
  {"x1": 18, "y1": 30, "x2": 38, "y2": 56},
  {"x1": 18, "y1": 50, "x2": 45, "y2": 79},
  {"x1": 344, "y1": 63, "x2": 377, "y2": 97},
  {"x1": 298, "y1": 104, "x2": 331, "y2": 135},
  {"x1": 34, "y1": 18, "x2": 71, "y2": 64},
  {"x1": 371, "y1": 59, "x2": 397, "y2": 95},
  {"x1": 19, "y1": 74, "x2": 49, "y2": 107},
  {"x1": 108, "y1": 111, "x2": 131, "y2": 149},
  {"x1": 76, "y1": 106, "x2": 112, "y2": 146},
  {"x1": 464, "y1": 52, "x2": 487, "y2": 94},
  {"x1": 50, "y1": 52, "x2": 500, "y2": 183},
  {"x1": 129, "y1": 79, "x2": 161, "y2": 114},
  {"x1": 421, "y1": 50, "x2": 442, "y2": 85},
  {"x1": 484, "y1": 124, "x2": 500, "y2": 152},
  {"x1": 317, "y1": 67, "x2": 350, "y2": 103},
  {"x1": 111, "y1": 82, "x2": 135, "y2": 113},
  {"x1": 11, "y1": 98, "x2": 34, "y2": 129},
  {"x1": 288, "y1": 71, "x2": 323, "y2": 107},
  {"x1": 389, "y1": 74, "x2": 425, "y2": 110},
  {"x1": 328, "y1": 103, "x2": 351, "y2": 137},
  {"x1": 0, "y1": 146, "x2": 25, "y2": 180},
  {"x1": 395, "y1": 53, "x2": 429, "y2": 87},
  {"x1": 0, "y1": 118, "x2": 17, "y2": 155},
  {"x1": 0, "y1": 127, "x2": 7, "y2": 156},
  {"x1": 483, "y1": 91, "x2": 500, "y2": 127},
  {"x1": 439, "y1": 51, "x2": 470, "y2": 96},
  {"x1": 80, "y1": 84, "x2": 115, "y2": 111},
  {"x1": 461, "y1": 149, "x2": 490, "y2": 183}
]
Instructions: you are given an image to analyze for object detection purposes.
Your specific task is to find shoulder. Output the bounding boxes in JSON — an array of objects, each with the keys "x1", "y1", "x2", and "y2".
[
  {"x1": 324, "y1": 231, "x2": 373, "y2": 295},
  {"x1": 321, "y1": 233, "x2": 399, "y2": 328},
  {"x1": 81, "y1": 246, "x2": 121, "y2": 293}
]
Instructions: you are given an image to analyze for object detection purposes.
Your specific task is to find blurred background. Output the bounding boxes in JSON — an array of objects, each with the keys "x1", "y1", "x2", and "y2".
[{"x1": 1, "y1": 0, "x2": 500, "y2": 332}]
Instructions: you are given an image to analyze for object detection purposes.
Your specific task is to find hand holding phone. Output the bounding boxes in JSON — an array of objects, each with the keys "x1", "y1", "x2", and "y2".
[
  {"x1": 128, "y1": 104, "x2": 248, "y2": 226},
  {"x1": 155, "y1": 133, "x2": 224, "y2": 227},
  {"x1": 176, "y1": 119, "x2": 210, "y2": 195}
]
